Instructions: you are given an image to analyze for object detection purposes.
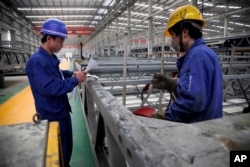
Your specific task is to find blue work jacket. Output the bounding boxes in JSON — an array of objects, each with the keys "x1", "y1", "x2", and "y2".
[
  {"x1": 26, "y1": 47, "x2": 78, "y2": 121},
  {"x1": 166, "y1": 38, "x2": 223, "y2": 123}
]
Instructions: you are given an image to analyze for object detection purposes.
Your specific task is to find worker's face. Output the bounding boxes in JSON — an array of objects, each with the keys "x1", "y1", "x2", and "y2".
[
  {"x1": 169, "y1": 29, "x2": 190, "y2": 52},
  {"x1": 48, "y1": 36, "x2": 65, "y2": 53},
  {"x1": 169, "y1": 30, "x2": 180, "y2": 52}
]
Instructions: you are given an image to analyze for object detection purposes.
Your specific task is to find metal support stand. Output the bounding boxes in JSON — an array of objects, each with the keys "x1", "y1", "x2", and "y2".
[
  {"x1": 105, "y1": 124, "x2": 126, "y2": 167},
  {"x1": 0, "y1": 70, "x2": 4, "y2": 88},
  {"x1": 237, "y1": 79, "x2": 250, "y2": 113}
]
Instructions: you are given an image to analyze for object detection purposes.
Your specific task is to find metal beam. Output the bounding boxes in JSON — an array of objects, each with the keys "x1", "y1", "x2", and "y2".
[
  {"x1": 206, "y1": 6, "x2": 250, "y2": 21},
  {"x1": 83, "y1": 77, "x2": 250, "y2": 167}
]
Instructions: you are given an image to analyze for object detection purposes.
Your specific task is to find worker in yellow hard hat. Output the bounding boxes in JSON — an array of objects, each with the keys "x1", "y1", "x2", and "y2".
[{"x1": 151, "y1": 4, "x2": 223, "y2": 123}]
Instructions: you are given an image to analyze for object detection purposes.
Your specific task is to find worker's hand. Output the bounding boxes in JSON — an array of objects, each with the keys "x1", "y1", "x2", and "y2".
[
  {"x1": 74, "y1": 71, "x2": 87, "y2": 83},
  {"x1": 151, "y1": 74, "x2": 177, "y2": 92},
  {"x1": 142, "y1": 83, "x2": 150, "y2": 92},
  {"x1": 151, "y1": 110, "x2": 166, "y2": 120}
]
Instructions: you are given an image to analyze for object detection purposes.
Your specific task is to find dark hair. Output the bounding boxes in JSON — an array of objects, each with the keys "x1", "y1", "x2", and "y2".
[
  {"x1": 41, "y1": 34, "x2": 58, "y2": 43},
  {"x1": 170, "y1": 20, "x2": 203, "y2": 39}
]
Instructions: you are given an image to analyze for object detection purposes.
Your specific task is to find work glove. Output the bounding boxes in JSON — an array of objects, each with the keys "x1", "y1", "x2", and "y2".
[
  {"x1": 151, "y1": 73, "x2": 177, "y2": 92},
  {"x1": 151, "y1": 110, "x2": 166, "y2": 120}
]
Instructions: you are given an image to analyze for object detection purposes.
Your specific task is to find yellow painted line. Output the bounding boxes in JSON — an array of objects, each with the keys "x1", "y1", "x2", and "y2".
[
  {"x1": 0, "y1": 61, "x2": 69, "y2": 126},
  {"x1": 0, "y1": 61, "x2": 69, "y2": 165},
  {"x1": 46, "y1": 121, "x2": 61, "y2": 167},
  {"x1": 0, "y1": 86, "x2": 35, "y2": 126}
]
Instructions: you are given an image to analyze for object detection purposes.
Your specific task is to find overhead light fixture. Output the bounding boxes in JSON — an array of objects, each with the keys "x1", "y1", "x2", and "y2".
[
  {"x1": 26, "y1": 15, "x2": 93, "y2": 18},
  {"x1": 34, "y1": 24, "x2": 95, "y2": 27},
  {"x1": 109, "y1": 26, "x2": 126, "y2": 29},
  {"x1": 229, "y1": 21, "x2": 250, "y2": 27},
  {"x1": 135, "y1": 25, "x2": 148, "y2": 28},
  {"x1": 32, "y1": 20, "x2": 90, "y2": 24},
  {"x1": 216, "y1": 5, "x2": 241, "y2": 9},
  {"x1": 197, "y1": 2, "x2": 213, "y2": 7},
  {"x1": 131, "y1": 12, "x2": 148, "y2": 17},
  {"x1": 231, "y1": 15, "x2": 240, "y2": 18},
  {"x1": 212, "y1": 25, "x2": 234, "y2": 30},
  {"x1": 154, "y1": 16, "x2": 165, "y2": 19},
  {"x1": 91, "y1": 21, "x2": 98, "y2": 24},
  {"x1": 203, "y1": 28, "x2": 220, "y2": 33},
  {"x1": 97, "y1": 8, "x2": 107, "y2": 14},
  {"x1": 153, "y1": 21, "x2": 162, "y2": 25},
  {"x1": 64, "y1": 24, "x2": 89, "y2": 27},
  {"x1": 203, "y1": 13, "x2": 214, "y2": 16},
  {"x1": 119, "y1": 17, "x2": 141, "y2": 22},
  {"x1": 209, "y1": 20, "x2": 220, "y2": 22},
  {"x1": 94, "y1": 16, "x2": 102, "y2": 20},
  {"x1": 118, "y1": 23, "x2": 127, "y2": 26},
  {"x1": 18, "y1": 7, "x2": 97, "y2": 11},
  {"x1": 134, "y1": 3, "x2": 164, "y2": 10}
]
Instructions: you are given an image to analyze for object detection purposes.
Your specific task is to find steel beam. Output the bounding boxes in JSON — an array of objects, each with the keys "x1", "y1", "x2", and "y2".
[{"x1": 82, "y1": 77, "x2": 250, "y2": 167}]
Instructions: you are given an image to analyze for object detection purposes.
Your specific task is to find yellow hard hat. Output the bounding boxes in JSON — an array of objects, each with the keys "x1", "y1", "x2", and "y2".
[{"x1": 164, "y1": 4, "x2": 205, "y2": 37}]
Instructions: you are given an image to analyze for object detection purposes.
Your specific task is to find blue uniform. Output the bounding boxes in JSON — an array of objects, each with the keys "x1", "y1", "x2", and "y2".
[
  {"x1": 166, "y1": 38, "x2": 223, "y2": 123},
  {"x1": 26, "y1": 47, "x2": 78, "y2": 166}
]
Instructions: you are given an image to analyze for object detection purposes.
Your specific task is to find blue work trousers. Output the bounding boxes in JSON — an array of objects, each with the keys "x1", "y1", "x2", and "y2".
[{"x1": 59, "y1": 116, "x2": 73, "y2": 167}]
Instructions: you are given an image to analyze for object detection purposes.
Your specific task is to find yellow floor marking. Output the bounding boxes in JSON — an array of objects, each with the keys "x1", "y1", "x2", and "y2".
[
  {"x1": 0, "y1": 61, "x2": 69, "y2": 166},
  {"x1": 0, "y1": 61, "x2": 70, "y2": 126},
  {"x1": 46, "y1": 121, "x2": 61, "y2": 167},
  {"x1": 0, "y1": 86, "x2": 35, "y2": 126}
]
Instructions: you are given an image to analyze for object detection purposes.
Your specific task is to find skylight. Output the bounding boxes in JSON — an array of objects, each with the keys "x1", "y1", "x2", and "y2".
[
  {"x1": 97, "y1": 0, "x2": 114, "y2": 15},
  {"x1": 103, "y1": 0, "x2": 114, "y2": 6}
]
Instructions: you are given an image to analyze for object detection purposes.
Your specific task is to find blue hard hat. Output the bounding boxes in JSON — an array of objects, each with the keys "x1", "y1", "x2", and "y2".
[{"x1": 41, "y1": 18, "x2": 68, "y2": 38}]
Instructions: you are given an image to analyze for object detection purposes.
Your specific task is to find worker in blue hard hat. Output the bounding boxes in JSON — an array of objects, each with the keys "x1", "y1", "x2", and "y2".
[
  {"x1": 151, "y1": 4, "x2": 223, "y2": 123},
  {"x1": 26, "y1": 18, "x2": 87, "y2": 167}
]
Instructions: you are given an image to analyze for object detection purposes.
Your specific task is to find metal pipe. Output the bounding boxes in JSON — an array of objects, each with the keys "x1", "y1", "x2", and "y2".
[
  {"x1": 123, "y1": 32, "x2": 128, "y2": 105},
  {"x1": 148, "y1": 0, "x2": 153, "y2": 57}
]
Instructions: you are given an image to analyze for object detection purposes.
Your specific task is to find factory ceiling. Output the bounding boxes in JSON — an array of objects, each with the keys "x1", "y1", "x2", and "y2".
[{"x1": 1, "y1": 0, "x2": 250, "y2": 45}]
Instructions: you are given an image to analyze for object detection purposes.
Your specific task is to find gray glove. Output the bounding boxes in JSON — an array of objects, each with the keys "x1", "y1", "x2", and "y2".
[{"x1": 151, "y1": 73, "x2": 177, "y2": 92}]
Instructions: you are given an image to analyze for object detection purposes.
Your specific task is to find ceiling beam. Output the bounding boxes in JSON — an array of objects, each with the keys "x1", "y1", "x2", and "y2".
[{"x1": 206, "y1": 6, "x2": 250, "y2": 20}]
